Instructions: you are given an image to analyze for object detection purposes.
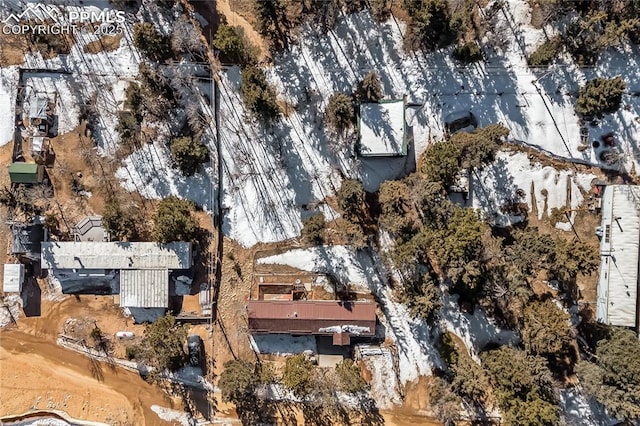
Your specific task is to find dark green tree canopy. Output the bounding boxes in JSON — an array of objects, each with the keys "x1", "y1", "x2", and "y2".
[
  {"x1": 576, "y1": 77, "x2": 626, "y2": 117},
  {"x1": 282, "y1": 354, "x2": 315, "y2": 398},
  {"x1": 133, "y1": 23, "x2": 172, "y2": 61},
  {"x1": 357, "y1": 72, "x2": 384, "y2": 102},
  {"x1": 138, "y1": 315, "x2": 187, "y2": 376},
  {"x1": 241, "y1": 65, "x2": 280, "y2": 122},
  {"x1": 170, "y1": 136, "x2": 209, "y2": 176},
  {"x1": 325, "y1": 92, "x2": 355, "y2": 134},
  {"x1": 577, "y1": 328, "x2": 640, "y2": 421},
  {"x1": 153, "y1": 196, "x2": 199, "y2": 243},
  {"x1": 219, "y1": 359, "x2": 260, "y2": 404}
]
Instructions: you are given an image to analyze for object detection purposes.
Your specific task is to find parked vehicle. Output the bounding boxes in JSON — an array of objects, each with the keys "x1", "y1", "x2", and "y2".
[
  {"x1": 187, "y1": 335, "x2": 203, "y2": 367},
  {"x1": 444, "y1": 110, "x2": 478, "y2": 134}
]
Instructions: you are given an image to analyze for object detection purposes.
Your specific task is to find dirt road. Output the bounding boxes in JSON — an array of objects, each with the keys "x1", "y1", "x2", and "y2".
[{"x1": 0, "y1": 330, "x2": 174, "y2": 425}]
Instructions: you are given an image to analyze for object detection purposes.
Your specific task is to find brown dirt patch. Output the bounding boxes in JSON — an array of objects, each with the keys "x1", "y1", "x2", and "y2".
[
  {"x1": 83, "y1": 33, "x2": 123, "y2": 54},
  {"x1": 0, "y1": 294, "x2": 177, "y2": 425},
  {"x1": 0, "y1": 32, "x2": 27, "y2": 66}
]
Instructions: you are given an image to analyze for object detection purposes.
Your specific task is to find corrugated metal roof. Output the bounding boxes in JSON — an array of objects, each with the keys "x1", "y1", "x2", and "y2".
[
  {"x1": 120, "y1": 269, "x2": 169, "y2": 308},
  {"x1": 248, "y1": 301, "x2": 376, "y2": 336},
  {"x1": 41, "y1": 242, "x2": 192, "y2": 270},
  {"x1": 596, "y1": 185, "x2": 640, "y2": 328},
  {"x1": 3, "y1": 264, "x2": 24, "y2": 293}
]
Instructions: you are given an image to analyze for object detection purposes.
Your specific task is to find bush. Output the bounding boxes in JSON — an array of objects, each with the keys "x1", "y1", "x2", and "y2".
[
  {"x1": 399, "y1": 273, "x2": 442, "y2": 322},
  {"x1": 133, "y1": 23, "x2": 172, "y2": 61},
  {"x1": 125, "y1": 345, "x2": 139, "y2": 360},
  {"x1": 170, "y1": 136, "x2": 209, "y2": 176},
  {"x1": 219, "y1": 359, "x2": 260, "y2": 403},
  {"x1": 153, "y1": 196, "x2": 199, "y2": 242},
  {"x1": 213, "y1": 24, "x2": 257, "y2": 65},
  {"x1": 370, "y1": 0, "x2": 392, "y2": 22},
  {"x1": 356, "y1": 72, "x2": 384, "y2": 102},
  {"x1": 452, "y1": 42, "x2": 483, "y2": 63},
  {"x1": 576, "y1": 76, "x2": 626, "y2": 117},
  {"x1": 325, "y1": 92, "x2": 355, "y2": 134},
  {"x1": 527, "y1": 36, "x2": 561, "y2": 66},
  {"x1": 522, "y1": 300, "x2": 573, "y2": 356},
  {"x1": 378, "y1": 180, "x2": 414, "y2": 236},
  {"x1": 240, "y1": 65, "x2": 280, "y2": 122},
  {"x1": 301, "y1": 213, "x2": 326, "y2": 245}
]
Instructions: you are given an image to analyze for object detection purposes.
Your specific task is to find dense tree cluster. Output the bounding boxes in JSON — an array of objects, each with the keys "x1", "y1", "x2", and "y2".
[
  {"x1": 577, "y1": 329, "x2": 640, "y2": 421},
  {"x1": 102, "y1": 198, "x2": 139, "y2": 241},
  {"x1": 301, "y1": 212, "x2": 326, "y2": 245}
]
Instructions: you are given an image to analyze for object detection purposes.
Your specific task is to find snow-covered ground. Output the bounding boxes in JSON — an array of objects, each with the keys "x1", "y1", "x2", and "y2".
[
  {"x1": 0, "y1": 66, "x2": 19, "y2": 146},
  {"x1": 560, "y1": 388, "x2": 617, "y2": 426},
  {"x1": 150, "y1": 405, "x2": 193, "y2": 426},
  {"x1": 471, "y1": 151, "x2": 597, "y2": 228},
  {"x1": 0, "y1": 294, "x2": 22, "y2": 328},
  {"x1": 440, "y1": 292, "x2": 519, "y2": 361}
]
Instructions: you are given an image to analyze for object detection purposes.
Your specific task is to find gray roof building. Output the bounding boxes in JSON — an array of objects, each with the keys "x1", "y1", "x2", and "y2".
[
  {"x1": 120, "y1": 269, "x2": 169, "y2": 308},
  {"x1": 41, "y1": 242, "x2": 192, "y2": 270}
]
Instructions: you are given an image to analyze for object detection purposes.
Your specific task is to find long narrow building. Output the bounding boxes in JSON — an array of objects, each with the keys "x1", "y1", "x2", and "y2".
[{"x1": 596, "y1": 185, "x2": 640, "y2": 335}]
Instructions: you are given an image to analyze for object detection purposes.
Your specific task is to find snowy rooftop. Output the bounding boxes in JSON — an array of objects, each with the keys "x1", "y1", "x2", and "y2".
[
  {"x1": 359, "y1": 100, "x2": 407, "y2": 157},
  {"x1": 120, "y1": 269, "x2": 169, "y2": 308},
  {"x1": 596, "y1": 185, "x2": 640, "y2": 328},
  {"x1": 41, "y1": 242, "x2": 192, "y2": 270},
  {"x1": 3, "y1": 263, "x2": 24, "y2": 293}
]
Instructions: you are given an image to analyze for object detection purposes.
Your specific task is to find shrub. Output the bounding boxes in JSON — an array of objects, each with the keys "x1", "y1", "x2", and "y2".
[
  {"x1": 219, "y1": 359, "x2": 260, "y2": 403},
  {"x1": 370, "y1": 0, "x2": 392, "y2": 22},
  {"x1": 576, "y1": 77, "x2": 626, "y2": 117},
  {"x1": 133, "y1": 23, "x2": 172, "y2": 61},
  {"x1": 170, "y1": 136, "x2": 209, "y2": 176},
  {"x1": 138, "y1": 315, "x2": 187, "y2": 376},
  {"x1": 301, "y1": 213, "x2": 326, "y2": 245},
  {"x1": 452, "y1": 42, "x2": 483, "y2": 63},
  {"x1": 356, "y1": 72, "x2": 383, "y2": 102},
  {"x1": 325, "y1": 92, "x2": 355, "y2": 133},
  {"x1": 153, "y1": 196, "x2": 199, "y2": 242},
  {"x1": 522, "y1": 300, "x2": 574, "y2": 356},
  {"x1": 240, "y1": 65, "x2": 280, "y2": 122},
  {"x1": 527, "y1": 36, "x2": 561, "y2": 66}
]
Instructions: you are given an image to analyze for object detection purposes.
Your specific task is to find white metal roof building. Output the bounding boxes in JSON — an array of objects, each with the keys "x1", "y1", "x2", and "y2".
[
  {"x1": 3, "y1": 264, "x2": 24, "y2": 293},
  {"x1": 41, "y1": 242, "x2": 192, "y2": 270},
  {"x1": 358, "y1": 99, "x2": 407, "y2": 157},
  {"x1": 596, "y1": 185, "x2": 640, "y2": 330},
  {"x1": 120, "y1": 269, "x2": 169, "y2": 308}
]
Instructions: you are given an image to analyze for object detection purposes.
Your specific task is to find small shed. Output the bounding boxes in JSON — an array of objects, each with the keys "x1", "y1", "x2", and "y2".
[
  {"x1": 9, "y1": 163, "x2": 44, "y2": 184},
  {"x1": 358, "y1": 98, "x2": 407, "y2": 157},
  {"x1": 3, "y1": 263, "x2": 25, "y2": 293}
]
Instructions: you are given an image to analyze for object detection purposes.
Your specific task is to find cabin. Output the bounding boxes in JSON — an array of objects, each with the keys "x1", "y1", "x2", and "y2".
[
  {"x1": 358, "y1": 98, "x2": 407, "y2": 157},
  {"x1": 247, "y1": 300, "x2": 377, "y2": 346}
]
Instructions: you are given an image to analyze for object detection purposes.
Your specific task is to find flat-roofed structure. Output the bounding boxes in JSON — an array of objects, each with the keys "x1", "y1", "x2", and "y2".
[
  {"x1": 596, "y1": 185, "x2": 640, "y2": 331},
  {"x1": 3, "y1": 264, "x2": 24, "y2": 293},
  {"x1": 41, "y1": 242, "x2": 192, "y2": 270},
  {"x1": 248, "y1": 300, "x2": 376, "y2": 345},
  {"x1": 120, "y1": 269, "x2": 169, "y2": 308},
  {"x1": 358, "y1": 98, "x2": 407, "y2": 157}
]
